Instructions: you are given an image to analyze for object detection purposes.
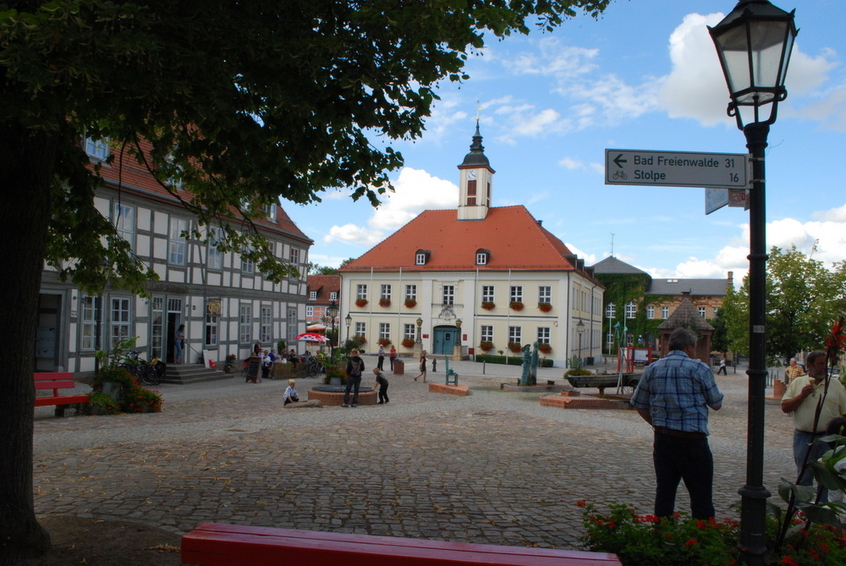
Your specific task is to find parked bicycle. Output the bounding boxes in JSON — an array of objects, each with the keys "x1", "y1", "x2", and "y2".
[
  {"x1": 301, "y1": 357, "x2": 325, "y2": 378},
  {"x1": 122, "y1": 351, "x2": 165, "y2": 386}
]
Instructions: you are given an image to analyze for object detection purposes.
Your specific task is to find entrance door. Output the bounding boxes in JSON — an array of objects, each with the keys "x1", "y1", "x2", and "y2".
[
  {"x1": 35, "y1": 293, "x2": 62, "y2": 372},
  {"x1": 166, "y1": 298, "x2": 183, "y2": 364},
  {"x1": 433, "y1": 326, "x2": 457, "y2": 355}
]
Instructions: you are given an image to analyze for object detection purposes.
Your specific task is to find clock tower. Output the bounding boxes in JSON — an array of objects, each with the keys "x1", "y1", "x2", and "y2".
[{"x1": 457, "y1": 121, "x2": 494, "y2": 221}]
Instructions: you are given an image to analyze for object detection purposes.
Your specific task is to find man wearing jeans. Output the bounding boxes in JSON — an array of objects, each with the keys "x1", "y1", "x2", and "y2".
[
  {"x1": 782, "y1": 350, "x2": 846, "y2": 497},
  {"x1": 342, "y1": 349, "x2": 365, "y2": 407},
  {"x1": 630, "y1": 327, "x2": 724, "y2": 519}
]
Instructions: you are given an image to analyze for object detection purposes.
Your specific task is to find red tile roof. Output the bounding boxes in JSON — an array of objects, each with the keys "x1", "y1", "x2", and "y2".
[
  {"x1": 95, "y1": 140, "x2": 311, "y2": 243},
  {"x1": 341, "y1": 205, "x2": 594, "y2": 276},
  {"x1": 307, "y1": 274, "x2": 341, "y2": 301}
]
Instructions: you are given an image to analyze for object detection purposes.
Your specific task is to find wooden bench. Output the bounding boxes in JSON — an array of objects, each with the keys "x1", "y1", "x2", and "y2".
[
  {"x1": 443, "y1": 356, "x2": 459, "y2": 386},
  {"x1": 34, "y1": 372, "x2": 89, "y2": 417},
  {"x1": 181, "y1": 523, "x2": 622, "y2": 566}
]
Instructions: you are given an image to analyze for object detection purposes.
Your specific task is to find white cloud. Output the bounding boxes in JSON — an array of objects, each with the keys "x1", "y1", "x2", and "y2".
[
  {"x1": 322, "y1": 167, "x2": 458, "y2": 246},
  {"x1": 658, "y1": 13, "x2": 842, "y2": 128},
  {"x1": 559, "y1": 157, "x2": 583, "y2": 170}
]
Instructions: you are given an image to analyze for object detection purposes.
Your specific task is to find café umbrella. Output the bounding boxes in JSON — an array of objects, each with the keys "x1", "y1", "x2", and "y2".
[{"x1": 294, "y1": 332, "x2": 328, "y2": 343}]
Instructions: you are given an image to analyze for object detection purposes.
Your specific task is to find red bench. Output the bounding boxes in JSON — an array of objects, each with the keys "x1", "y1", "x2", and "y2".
[
  {"x1": 34, "y1": 372, "x2": 89, "y2": 417},
  {"x1": 181, "y1": 523, "x2": 622, "y2": 566}
]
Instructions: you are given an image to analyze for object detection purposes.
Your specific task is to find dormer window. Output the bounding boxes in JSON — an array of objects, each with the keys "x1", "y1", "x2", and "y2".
[
  {"x1": 309, "y1": 291, "x2": 317, "y2": 300},
  {"x1": 415, "y1": 249, "x2": 431, "y2": 266},
  {"x1": 476, "y1": 249, "x2": 490, "y2": 265},
  {"x1": 265, "y1": 204, "x2": 277, "y2": 222},
  {"x1": 84, "y1": 137, "x2": 110, "y2": 161}
]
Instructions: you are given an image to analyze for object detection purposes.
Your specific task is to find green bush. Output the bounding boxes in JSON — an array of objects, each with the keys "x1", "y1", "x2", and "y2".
[
  {"x1": 578, "y1": 501, "x2": 846, "y2": 566},
  {"x1": 474, "y1": 354, "x2": 553, "y2": 368}
]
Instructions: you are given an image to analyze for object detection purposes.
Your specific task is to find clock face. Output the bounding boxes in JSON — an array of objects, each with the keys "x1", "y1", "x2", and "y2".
[{"x1": 468, "y1": 170, "x2": 477, "y2": 180}]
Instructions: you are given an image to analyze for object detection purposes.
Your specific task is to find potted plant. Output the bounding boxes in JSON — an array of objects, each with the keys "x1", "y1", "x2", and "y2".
[
  {"x1": 479, "y1": 341, "x2": 494, "y2": 352},
  {"x1": 538, "y1": 302, "x2": 552, "y2": 312},
  {"x1": 508, "y1": 342, "x2": 522, "y2": 353},
  {"x1": 481, "y1": 301, "x2": 495, "y2": 310},
  {"x1": 355, "y1": 298, "x2": 368, "y2": 307},
  {"x1": 509, "y1": 301, "x2": 524, "y2": 311},
  {"x1": 379, "y1": 297, "x2": 391, "y2": 307},
  {"x1": 401, "y1": 338, "x2": 415, "y2": 348},
  {"x1": 404, "y1": 298, "x2": 417, "y2": 308},
  {"x1": 352, "y1": 335, "x2": 367, "y2": 348},
  {"x1": 377, "y1": 338, "x2": 391, "y2": 347},
  {"x1": 538, "y1": 343, "x2": 552, "y2": 354}
]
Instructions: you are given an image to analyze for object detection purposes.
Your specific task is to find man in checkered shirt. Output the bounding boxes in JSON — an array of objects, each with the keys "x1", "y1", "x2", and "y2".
[{"x1": 631, "y1": 327, "x2": 724, "y2": 519}]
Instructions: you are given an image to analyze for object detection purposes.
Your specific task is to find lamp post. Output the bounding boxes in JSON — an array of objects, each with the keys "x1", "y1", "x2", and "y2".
[
  {"x1": 326, "y1": 300, "x2": 339, "y2": 359},
  {"x1": 414, "y1": 317, "x2": 423, "y2": 359},
  {"x1": 576, "y1": 320, "x2": 585, "y2": 362},
  {"x1": 345, "y1": 313, "x2": 352, "y2": 346},
  {"x1": 709, "y1": 3, "x2": 797, "y2": 564}
]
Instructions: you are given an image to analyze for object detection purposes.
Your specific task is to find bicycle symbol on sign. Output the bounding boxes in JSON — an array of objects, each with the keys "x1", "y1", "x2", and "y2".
[{"x1": 612, "y1": 170, "x2": 627, "y2": 180}]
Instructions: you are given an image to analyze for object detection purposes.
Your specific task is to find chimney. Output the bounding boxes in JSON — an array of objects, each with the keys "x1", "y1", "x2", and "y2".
[{"x1": 727, "y1": 271, "x2": 734, "y2": 285}]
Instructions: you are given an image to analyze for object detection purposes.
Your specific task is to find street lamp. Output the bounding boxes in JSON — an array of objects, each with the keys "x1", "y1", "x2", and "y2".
[
  {"x1": 345, "y1": 313, "x2": 352, "y2": 345},
  {"x1": 709, "y1": 3, "x2": 797, "y2": 564},
  {"x1": 414, "y1": 317, "x2": 423, "y2": 359},
  {"x1": 326, "y1": 300, "x2": 339, "y2": 359},
  {"x1": 576, "y1": 320, "x2": 585, "y2": 361}
]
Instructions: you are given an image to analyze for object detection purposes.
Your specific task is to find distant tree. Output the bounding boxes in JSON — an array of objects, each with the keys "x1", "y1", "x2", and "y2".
[
  {"x1": 307, "y1": 262, "x2": 339, "y2": 275},
  {"x1": 720, "y1": 245, "x2": 846, "y2": 364},
  {"x1": 710, "y1": 308, "x2": 730, "y2": 354},
  {"x1": 339, "y1": 258, "x2": 357, "y2": 269},
  {"x1": 0, "y1": 1, "x2": 612, "y2": 560}
]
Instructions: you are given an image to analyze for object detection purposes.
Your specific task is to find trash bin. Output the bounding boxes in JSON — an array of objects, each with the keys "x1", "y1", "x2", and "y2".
[
  {"x1": 393, "y1": 359, "x2": 405, "y2": 375},
  {"x1": 586, "y1": 356, "x2": 595, "y2": 366}
]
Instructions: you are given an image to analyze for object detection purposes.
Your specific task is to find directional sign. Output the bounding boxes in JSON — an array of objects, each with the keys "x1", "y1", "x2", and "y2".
[{"x1": 605, "y1": 149, "x2": 750, "y2": 189}]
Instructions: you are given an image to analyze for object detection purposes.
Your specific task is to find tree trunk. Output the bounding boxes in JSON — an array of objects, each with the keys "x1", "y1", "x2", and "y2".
[{"x1": 0, "y1": 125, "x2": 56, "y2": 561}]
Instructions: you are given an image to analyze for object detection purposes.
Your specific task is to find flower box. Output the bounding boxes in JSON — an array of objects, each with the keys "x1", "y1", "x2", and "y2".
[
  {"x1": 355, "y1": 298, "x2": 368, "y2": 307},
  {"x1": 481, "y1": 301, "x2": 495, "y2": 310},
  {"x1": 538, "y1": 302, "x2": 552, "y2": 312},
  {"x1": 404, "y1": 298, "x2": 417, "y2": 308},
  {"x1": 479, "y1": 341, "x2": 494, "y2": 352},
  {"x1": 377, "y1": 338, "x2": 391, "y2": 346},
  {"x1": 379, "y1": 298, "x2": 391, "y2": 307},
  {"x1": 401, "y1": 338, "x2": 415, "y2": 348},
  {"x1": 538, "y1": 343, "x2": 552, "y2": 354},
  {"x1": 509, "y1": 301, "x2": 524, "y2": 311},
  {"x1": 508, "y1": 342, "x2": 523, "y2": 353}
]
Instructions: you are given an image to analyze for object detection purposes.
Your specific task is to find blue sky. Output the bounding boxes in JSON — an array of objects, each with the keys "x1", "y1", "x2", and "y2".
[{"x1": 284, "y1": 0, "x2": 846, "y2": 284}]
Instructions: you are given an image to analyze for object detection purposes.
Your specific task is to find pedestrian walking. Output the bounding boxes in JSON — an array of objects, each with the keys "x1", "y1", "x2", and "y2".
[
  {"x1": 342, "y1": 349, "x2": 365, "y2": 407},
  {"x1": 414, "y1": 350, "x2": 427, "y2": 383},
  {"x1": 717, "y1": 356, "x2": 727, "y2": 375},
  {"x1": 781, "y1": 350, "x2": 846, "y2": 499},
  {"x1": 630, "y1": 327, "x2": 724, "y2": 519},
  {"x1": 371, "y1": 368, "x2": 389, "y2": 404}
]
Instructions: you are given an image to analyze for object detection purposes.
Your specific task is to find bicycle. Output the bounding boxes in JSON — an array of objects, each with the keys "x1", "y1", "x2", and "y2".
[
  {"x1": 301, "y1": 358, "x2": 324, "y2": 378},
  {"x1": 121, "y1": 351, "x2": 164, "y2": 386}
]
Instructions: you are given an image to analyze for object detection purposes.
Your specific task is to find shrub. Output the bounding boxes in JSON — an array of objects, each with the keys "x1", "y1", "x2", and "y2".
[
  {"x1": 474, "y1": 354, "x2": 554, "y2": 368},
  {"x1": 578, "y1": 501, "x2": 846, "y2": 566}
]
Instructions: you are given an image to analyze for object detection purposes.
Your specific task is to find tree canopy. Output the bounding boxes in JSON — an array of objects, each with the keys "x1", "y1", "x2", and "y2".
[
  {"x1": 0, "y1": 0, "x2": 612, "y2": 560},
  {"x1": 721, "y1": 245, "x2": 846, "y2": 364}
]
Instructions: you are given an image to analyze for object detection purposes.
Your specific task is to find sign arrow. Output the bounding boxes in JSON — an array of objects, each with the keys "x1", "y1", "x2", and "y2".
[{"x1": 613, "y1": 154, "x2": 627, "y2": 168}]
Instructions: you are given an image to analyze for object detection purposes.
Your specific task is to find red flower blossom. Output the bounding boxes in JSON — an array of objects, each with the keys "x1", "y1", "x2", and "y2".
[
  {"x1": 781, "y1": 557, "x2": 799, "y2": 566},
  {"x1": 576, "y1": 500, "x2": 587, "y2": 508},
  {"x1": 685, "y1": 538, "x2": 699, "y2": 546}
]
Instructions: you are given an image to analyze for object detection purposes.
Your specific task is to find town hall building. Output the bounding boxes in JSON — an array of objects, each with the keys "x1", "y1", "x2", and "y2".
[{"x1": 339, "y1": 124, "x2": 604, "y2": 366}]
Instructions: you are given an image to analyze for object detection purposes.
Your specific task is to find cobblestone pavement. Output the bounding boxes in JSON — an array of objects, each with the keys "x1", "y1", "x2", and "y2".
[{"x1": 32, "y1": 358, "x2": 796, "y2": 550}]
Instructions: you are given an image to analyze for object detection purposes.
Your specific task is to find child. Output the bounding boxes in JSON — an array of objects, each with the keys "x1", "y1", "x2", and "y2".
[
  {"x1": 372, "y1": 367, "x2": 389, "y2": 404},
  {"x1": 283, "y1": 379, "x2": 299, "y2": 406}
]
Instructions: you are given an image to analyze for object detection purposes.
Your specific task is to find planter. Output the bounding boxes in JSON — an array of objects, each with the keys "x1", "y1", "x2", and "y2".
[
  {"x1": 509, "y1": 302, "x2": 524, "y2": 311},
  {"x1": 538, "y1": 344, "x2": 552, "y2": 354},
  {"x1": 355, "y1": 299, "x2": 368, "y2": 307},
  {"x1": 401, "y1": 339, "x2": 415, "y2": 348},
  {"x1": 479, "y1": 341, "x2": 494, "y2": 352},
  {"x1": 404, "y1": 299, "x2": 417, "y2": 308},
  {"x1": 508, "y1": 343, "x2": 523, "y2": 353},
  {"x1": 481, "y1": 302, "x2": 495, "y2": 311},
  {"x1": 329, "y1": 377, "x2": 342, "y2": 386},
  {"x1": 379, "y1": 299, "x2": 391, "y2": 307},
  {"x1": 538, "y1": 303, "x2": 552, "y2": 312}
]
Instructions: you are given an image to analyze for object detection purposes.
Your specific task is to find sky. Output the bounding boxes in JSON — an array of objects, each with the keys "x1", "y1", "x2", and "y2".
[{"x1": 283, "y1": 0, "x2": 846, "y2": 285}]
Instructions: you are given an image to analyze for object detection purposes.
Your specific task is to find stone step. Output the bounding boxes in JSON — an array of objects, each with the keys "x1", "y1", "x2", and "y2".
[{"x1": 160, "y1": 363, "x2": 231, "y2": 385}]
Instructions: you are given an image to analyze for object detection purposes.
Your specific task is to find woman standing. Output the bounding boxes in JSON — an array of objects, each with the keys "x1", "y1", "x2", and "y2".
[
  {"x1": 389, "y1": 346, "x2": 397, "y2": 371},
  {"x1": 174, "y1": 324, "x2": 185, "y2": 364},
  {"x1": 414, "y1": 350, "x2": 427, "y2": 383}
]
